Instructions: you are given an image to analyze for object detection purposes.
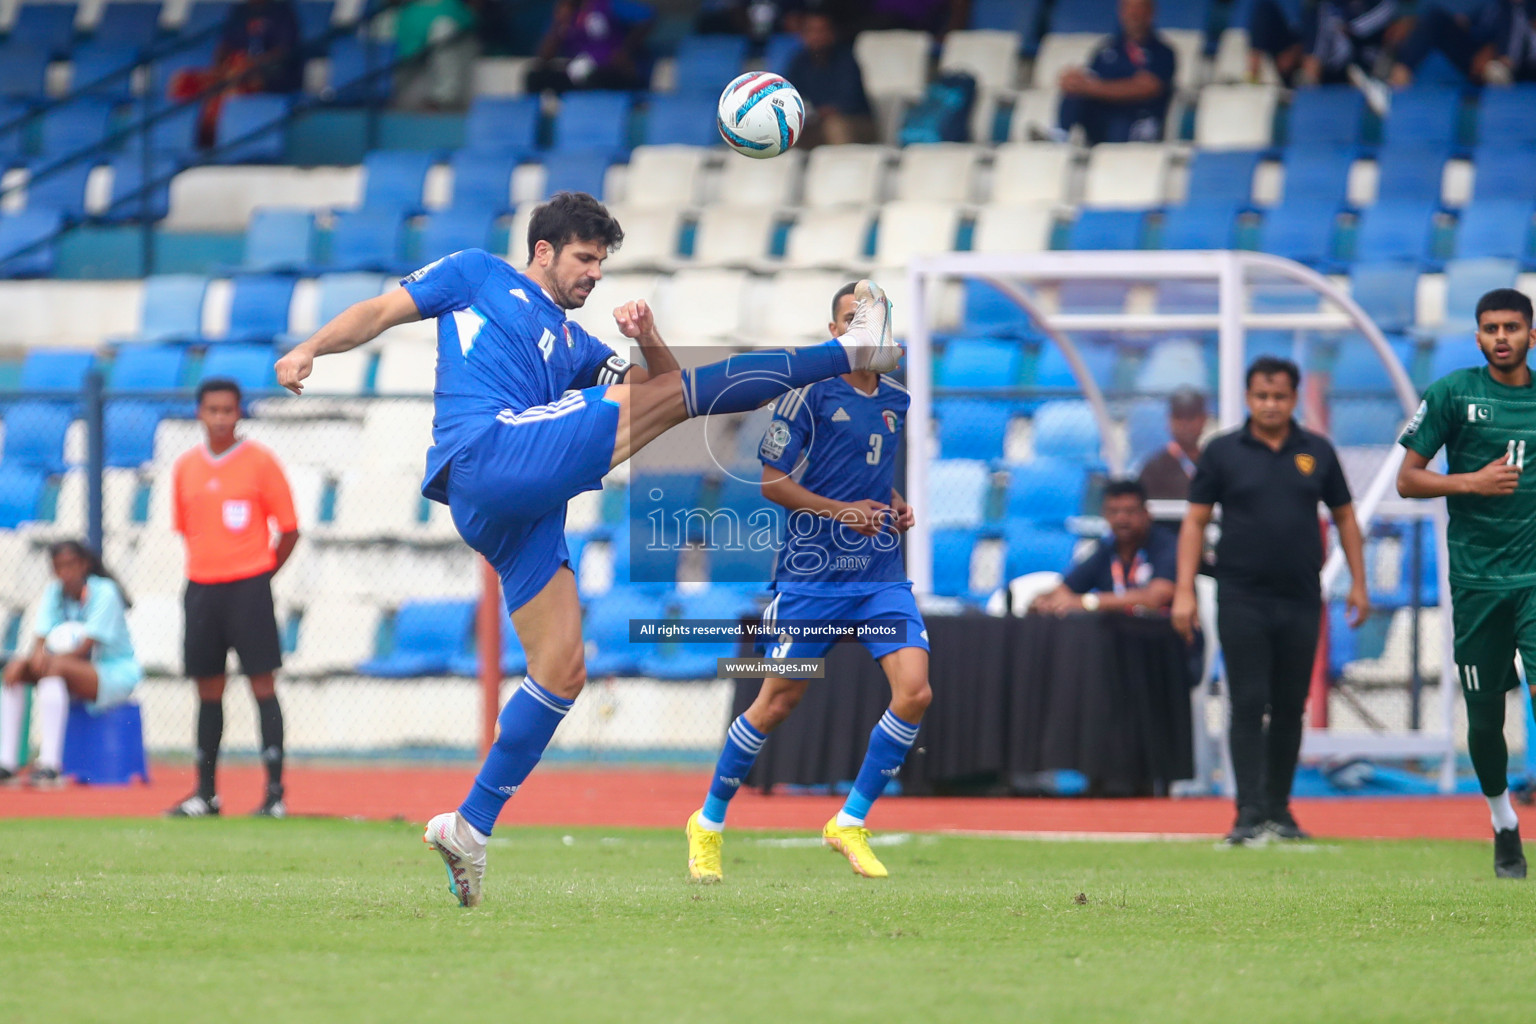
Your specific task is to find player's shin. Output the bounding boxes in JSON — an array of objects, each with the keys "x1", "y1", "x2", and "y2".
[
  {"x1": 457, "y1": 677, "x2": 574, "y2": 836},
  {"x1": 838, "y1": 709, "x2": 919, "y2": 828},
  {"x1": 1466, "y1": 689, "x2": 1519, "y2": 829},
  {"x1": 697, "y1": 714, "x2": 767, "y2": 831},
  {"x1": 677, "y1": 343, "x2": 852, "y2": 418}
]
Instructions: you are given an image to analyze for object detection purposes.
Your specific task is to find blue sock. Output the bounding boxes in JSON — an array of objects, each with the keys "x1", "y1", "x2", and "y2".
[
  {"x1": 840, "y1": 710, "x2": 919, "y2": 826},
  {"x1": 458, "y1": 677, "x2": 573, "y2": 836},
  {"x1": 698, "y1": 714, "x2": 767, "y2": 829},
  {"x1": 678, "y1": 341, "x2": 851, "y2": 417}
]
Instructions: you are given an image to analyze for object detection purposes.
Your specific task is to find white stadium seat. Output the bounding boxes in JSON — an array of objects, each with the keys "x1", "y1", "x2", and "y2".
[
  {"x1": 1082, "y1": 143, "x2": 1172, "y2": 208},
  {"x1": 894, "y1": 143, "x2": 981, "y2": 203},
  {"x1": 374, "y1": 339, "x2": 437, "y2": 396},
  {"x1": 746, "y1": 270, "x2": 852, "y2": 346},
  {"x1": 873, "y1": 201, "x2": 962, "y2": 269},
  {"x1": 652, "y1": 269, "x2": 750, "y2": 340},
  {"x1": 473, "y1": 57, "x2": 533, "y2": 96},
  {"x1": 621, "y1": 145, "x2": 709, "y2": 209},
  {"x1": 568, "y1": 271, "x2": 662, "y2": 340},
  {"x1": 126, "y1": 593, "x2": 183, "y2": 675},
  {"x1": 972, "y1": 204, "x2": 1057, "y2": 254},
  {"x1": 1005, "y1": 88, "x2": 1062, "y2": 142},
  {"x1": 854, "y1": 29, "x2": 931, "y2": 102},
  {"x1": 1030, "y1": 32, "x2": 1100, "y2": 89},
  {"x1": 939, "y1": 29, "x2": 1021, "y2": 93},
  {"x1": 711, "y1": 146, "x2": 804, "y2": 207},
  {"x1": 990, "y1": 142, "x2": 1076, "y2": 205},
  {"x1": 783, "y1": 208, "x2": 874, "y2": 270},
  {"x1": 691, "y1": 205, "x2": 779, "y2": 269},
  {"x1": 300, "y1": 348, "x2": 372, "y2": 395},
  {"x1": 1195, "y1": 84, "x2": 1279, "y2": 150},
  {"x1": 1164, "y1": 29, "x2": 1207, "y2": 92},
  {"x1": 802, "y1": 144, "x2": 889, "y2": 209},
  {"x1": 360, "y1": 401, "x2": 436, "y2": 474},
  {"x1": 599, "y1": 204, "x2": 684, "y2": 272},
  {"x1": 286, "y1": 602, "x2": 384, "y2": 676}
]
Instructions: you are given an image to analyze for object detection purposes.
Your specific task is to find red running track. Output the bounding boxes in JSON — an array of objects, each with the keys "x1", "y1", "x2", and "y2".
[{"x1": 0, "y1": 762, "x2": 1498, "y2": 840}]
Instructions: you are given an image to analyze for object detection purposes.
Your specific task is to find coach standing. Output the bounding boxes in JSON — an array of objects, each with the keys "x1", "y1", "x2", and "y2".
[
  {"x1": 167, "y1": 379, "x2": 299, "y2": 818},
  {"x1": 1171, "y1": 357, "x2": 1370, "y2": 845}
]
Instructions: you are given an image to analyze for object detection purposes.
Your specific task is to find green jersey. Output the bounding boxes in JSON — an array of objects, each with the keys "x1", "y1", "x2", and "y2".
[{"x1": 1399, "y1": 365, "x2": 1536, "y2": 589}]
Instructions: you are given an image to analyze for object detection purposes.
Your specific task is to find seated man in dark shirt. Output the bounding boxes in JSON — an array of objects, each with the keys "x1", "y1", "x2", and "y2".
[
  {"x1": 786, "y1": 10, "x2": 876, "y2": 146},
  {"x1": 1031, "y1": 479, "x2": 1177, "y2": 617},
  {"x1": 1138, "y1": 387, "x2": 1207, "y2": 505},
  {"x1": 1248, "y1": 0, "x2": 1408, "y2": 94},
  {"x1": 1390, "y1": 0, "x2": 1536, "y2": 86},
  {"x1": 217, "y1": 0, "x2": 303, "y2": 94},
  {"x1": 1054, "y1": 0, "x2": 1177, "y2": 145}
]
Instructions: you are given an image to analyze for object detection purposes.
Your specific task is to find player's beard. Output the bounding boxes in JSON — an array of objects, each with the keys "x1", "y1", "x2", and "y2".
[{"x1": 555, "y1": 275, "x2": 595, "y2": 310}]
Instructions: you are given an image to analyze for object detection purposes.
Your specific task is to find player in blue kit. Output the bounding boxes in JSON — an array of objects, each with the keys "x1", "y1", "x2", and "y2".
[
  {"x1": 685, "y1": 282, "x2": 931, "y2": 882},
  {"x1": 275, "y1": 193, "x2": 898, "y2": 906}
]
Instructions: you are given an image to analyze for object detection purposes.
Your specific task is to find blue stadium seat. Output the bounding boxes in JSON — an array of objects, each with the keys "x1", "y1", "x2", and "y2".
[
  {"x1": 7, "y1": 3, "x2": 78, "y2": 58},
  {"x1": 361, "y1": 150, "x2": 433, "y2": 213},
  {"x1": 1184, "y1": 150, "x2": 1261, "y2": 208},
  {"x1": 706, "y1": 536, "x2": 777, "y2": 586},
  {"x1": 125, "y1": 102, "x2": 199, "y2": 160},
  {"x1": 1373, "y1": 147, "x2": 1446, "y2": 207},
  {"x1": 3, "y1": 401, "x2": 73, "y2": 473},
  {"x1": 39, "y1": 99, "x2": 116, "y2": 157},
  {"x1": 642, "y1": 93, "x2": 721, "y2": 147},
  {"x1": 0, "y1": 463, "x2": 46, "y2": 527},
  {"x1": 0, "y1": 208, "x2": 64, "y2": 277},
  {"x1": 326, "y1": 209, "x2": 405, "y2": 272},
  {"x1": 1032, "y1": 400, "x2": 1101, "y2": 461},
  {"x1": 672, "y1": 35, "x2": 747, "y2": 92},
  {"x1": 276, "y1": 272, "x2": 386, "y2": 349},
  {"x1": 971, "y1": 0, "x2": 1045, "y2": 49},
  {"x1": 1379, "y1": 86, "x2": 1461, "y2": 153},
  {"x1": 763, "y1": 32, "x2": 801, "y2": 72},
  {"x1": 241, "y1": 208, "x2": 315, "y2": 272},
  {"x1": 296, "y1": 0, "x2": 333, "y2": 41},
  {"x1": 927, "y1": 458, "x2": 991, "y2": 528},
  {"x1": 128, "y1": 274, "x2": 207, "y2": 342},
  {"x1": 0, "y1": 43, "x2": 49, "y2": 97},
  {"x1": 448, "y1": 151, "x2": 517, "y2": 212},
  {"x1": 1005, "y1": 456, "x2": 1084, "y2": 523},
  {"x1": 104, "y1": 400, "x2": 165, "y2": 467},
  {"x1": 108, "y1": 345, "x2": 183, "y2": 390},
  {"x1": 1256, "y1": 200, "x2": 1340, "y2": 268},
  {"x1": 1154, "y1": 280, "x2": 1218, "y2": 313},
  {"x1": 1443, "y1": 257, "x2": 1519, "y2": 323},
  {"x1": 462, "y1": 96, "x2": 539, "y2": 157},
  {"x1": 357, "y1": 599, "x2": 474, "y2": 677},
  {"x1": 221, "y1": 274, "x2": 295, "y2": 343},
  {"x1": 1159, "y1": 204, "x2": 1236, "y2": 249},
  {"x1": 1454, "y1": 199, "x2": 1533, "y2": 262},
  {"x1": 1330, "y1": 337, "x2": 1414, "y2": 397},
  {"x1": 1048, "y1": 0, "x2": 1115, "y2": 32},
  {"x1": 935, "y1": 397, "x2": 1013, "y2": 461},
  {"x1": 214, "y1": 95, "x2": 289, "y2": 162},
  {"x1": 447, "y1": 620, "x2": 527, "y2": 678},
  {"x1": 1470, "y1": 144, "x2": 1536, "y2": 202},
  {"x1": 1152, "y1": 0, "x2": 1211, "y2": 29},
  {"x1": 639, "y1": 590, "x2": 752, "y2": 680},
  {"x1": 21, "y1": 349, "x2": 95, "y2": 393},
  {"x1": 1428, "y1": 327, "x2": 1482, "y2": 379},
  {"x1": 939, "y1": 337, "x2": 1022, "y2": 388},
  {"x1": 541, "y1": 148, "x2": 614, "y2": 199},
  {"x1": 1349, "y1": 261, "x2": 1419, "y2": 333},
  {"x1": 553, "y1": 91, "x2": 630, "y2": 153},
  {"x1": 328, "y1": 35, "x2": 395, "y2": 102},
  {"x1": 178, "y1": 1, "x2": 233, "y2": 38},
  {"x1": 960, "y1": 279, "x2": 1029, "y2": 335},
  {"x1": 69, "y1": 42, "x2": 139, "y2": 100},
  {"x1": 1135, "y1": 338, "x2": 1208, "y2": 392},
  {"x1": 1476, "y1": 85, "x2": 1536, "y2": 148},
  {"x1": 1285, "y1": 87, "x2": 1364, "y2": 150},
  {"x1": 1067, "y1": 209, "x2": 1146, "y2": 250},
  {"x1": 584, "y1": 585, "x2": 658, "y2": 677},
  {"x1": 0, "y1": 99, "x2": 26, "y2": 165},
  {"x1": 1033, "y1": 341, "x2": 1116, "y2": 392},
  {"x1": 25, "y1": 160, "x2": 93, "y2": 220},
  {"x1": 416, "y1": 208, "x2": 495, "y2": 263},
  {"x1": 91, "y1": 2, "x2": 162, "y2": 50},
  {"x1": 1125, "y1": 399, "x2": 1167, "y2": 467},
  {"x1": 1353, "y1": 200, "x2": 1440, "y2": 266},
  {"x1": 104, "y1": 153, "x2": 177, "y2": 222},
  {"x1": 931, "y1": 527, "x2": 979, "y2": 598},
  {"x1": 1280, "y1": 147, "x2": 1354, "y2": 203},
  {"x1": 1056, "y1": 280, "x2": 1130, "y2": 313},
  {"x1": 1330, "y1": 397, "x2": 1404, "y2": 446},
  {"x1": 198, "y1": 343, "x2": 277, "y2": 392},
  {"x1": 1003, "y1": 522, "x2": 1079, "y2": 580}
]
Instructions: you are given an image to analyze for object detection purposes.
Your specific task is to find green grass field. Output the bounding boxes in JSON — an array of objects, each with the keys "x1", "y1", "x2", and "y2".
[{"x1": 2, "y1": 819, "x2": 1534, "y2": 1023}]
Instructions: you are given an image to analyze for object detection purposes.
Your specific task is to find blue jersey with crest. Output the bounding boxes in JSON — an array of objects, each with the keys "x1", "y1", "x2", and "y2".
[
  {"x1": 758, "y1": 374, "x2": 909, "y2": 593},
  {"x1": 400, "y1": 249, "x2": 629, "y2": 503}
]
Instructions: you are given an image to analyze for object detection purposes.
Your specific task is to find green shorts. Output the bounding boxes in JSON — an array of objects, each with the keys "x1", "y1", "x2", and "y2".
[{"x1": 1450, "y1": 584, "x2": 1536, "y2": 695}]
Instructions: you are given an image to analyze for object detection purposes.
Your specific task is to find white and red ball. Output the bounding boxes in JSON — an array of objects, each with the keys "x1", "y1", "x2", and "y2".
[{"x1": 717, "y1": 72, "x2": 805, "y2": 159}]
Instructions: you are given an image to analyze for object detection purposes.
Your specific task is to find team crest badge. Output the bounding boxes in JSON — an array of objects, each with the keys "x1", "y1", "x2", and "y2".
[
  {"x1": 761, "y1": 419, "x2": 791, "y2": 461},
  {"x1": 563, "y1": 324, "x2": 574, "y2": 348},
  {"x1": 1294, "y1": 453, "x2": 1316, "y2": 476},
  {"x1": 882, "y1": 410, "x2": 898, "y2": 433}
]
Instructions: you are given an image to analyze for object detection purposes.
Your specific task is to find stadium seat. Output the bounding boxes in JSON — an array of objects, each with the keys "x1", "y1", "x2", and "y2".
[
  {"x1": 763, "y1": 32, "x2": 801, "y2": 73},
  {"x1": 873, "y1": 201, "x2": 961, "y2": 268},
  {"x1": 1353, "y1": 201, "x2": 1440, "y2": 266},
  {"x1": 1256, "y1": 200, "x2": 1340, "y2": 268},
  {"x1": 622, "y1": 145, "x2": 707, "y2": 209},
  {"x1": 104, "y1": 153, "x2": 177, "y2": 223},
  {"x1": 1125, "y1": 398, "x2": 1168, "y2": 467},
  {"x1": 990, "y1": 143, "x2": 1073, "y2": 205},
  {"x1": 6, "y1": 3, "x2": 76, "y2": 58},
  {"x1": 1030, "y1": 32, "x2": 1098, "y2": 90},
  {"x1": 1003, "y1": 521, "x2": 1078, "y2": 579},
  {"x1": 1056, "y1": 280, "x2": 1130, "y2": 313},
  {"x1": 1379, "y1": 86, "x2": 1461, "y2": 153},
  {"x1": 640, "y1": 93, "x2": 720, "y2": 148},
  {"x1": 802, "y1": 144, "x2": 887, "y2": 208},
  {"x1": 90, "y1": 2, "x2": 161, "y2": 50},
  {"x1": 940, "y1": 337, "x2": 1023, "y2": 388},
  {"x1": 1195, "y1": 85, "x2": 1280, "y2": 150},
  {"x1": 0, "y1": 463, "x2": 46, "y2": 528},
  {"x1": 3, "y1": 401, "x2": 73, "y2": 473},
  {"x1": 541, "y1": 148, "x2": 615, "y2": 199},
  {"x1": 1329, "y1": 397, "x2": 1404, "y2": 446},
  {"x1": 1428, "y1": 327, "x2": 1482, "y2": 379},
  {"x1": 691, "y1": 205, "x2": 777, "y2": 268},
  {"x1": 447, "y1": 151, "x2": 517, "y2": 213},
  {"x1": 1476, "y1": 85, "x2": 1536, "y2": 148},
  {"x1": 213, "y1": 95, "x2": 290, "y2": 163},
  {"x1": 178, "y1": 1, "x2": 233, "y2": 38},
  {"x1": 1153, "y1": 280, "x2": 1219, "y2": 313},
  {"x1": 357, "y1": 599, "x2": 474, "y2": 677},
  {"x1": 1032, "y1": 401, "x2": 1101, "y2": 461},
  {"x1": 639, "y1": 590, "x2": 752, "y2": 681},
  {"x1": 971, "y1": 0, "x2": 1045, "y2": 49},
  {"x1": 108, "y1": 345, "x2": 183, "y2": 391},
  {"x1": 462, "y1": 96, "x2": 540, "y2": 157},
  {"x1": 1330, "y1": 338, "x2": 1413, "y2": 397},
  {"x1": 1067, "y1": 209, "x2": 1146, "y2": 250},
  {"x1": 782, "y1": 208, "x2": 873, "y2": 268},
  {"x1": 929, "y1": 458, "x2": 992, "y2": 529},
  {"x1": 1034, "y1": 341, "x2": 1116, "y2": 392},
  {"x1": 584, "y1": 585, "x2": 658, "y2": 677},
  {"x1": 327, "y1": 209, "x2": 405, "y2": 272},
  {"x1": 24, "y1": 161, "x2": 93, "y2": 221},
  {"x1": 360, "y1": 150, "x2": 433, "y2": 214},
  {"x1": 717, "y1": 146, "x2": 803, "y2": 208},
  {"x1": 21, "y1": 349, "x2": 95, "y2": 393},
  {"x1": 1470, "y1": 144, "x2": 1536, "y2": 202},
  {"x1": 416, "y1": 208, "x2": 496, "y2": 263},
  {"x1": 1005, "y1": 457, "x2": 1086, "y2": 528},
  {"x1": 1443, "y1": 257, "x2": 1519, "y2": 323},
  {"x1": 327, "y1": 35, "x2": 395, "y2": 103},
  {"x1": 1135, "y1": 339, "x2": 1207, "y2": 393},
  {"x1": 939, "y1": 29, "x2": 1020, "y2": 96},
  {"x1": 1349, "y1": 262, "x2": 1419, "y2": 333},
  {"x1": 553, "y1": 91, "x2": 630, "y2": 153},
  {"x1": 671, "y1": 35, "x2": 746, "y2": 92},
  {"x1": 447, "y1": 620, "x2": 526, "y2": 678},
  {"x1": 373, "y1": 340, "x2": 434, "y2": 395},
  {"x1": 295, "y1": 0, "x2": 333, "y2": 41},
  {"x1": 1003, "y1": 88, "x2": 1060, "y2": 143},
  {"x1": 852, "y1": 29, "x2": 930, "y2": 105},
  {"x1": 124, "y1": 274, "x2": 207, "y2": 343},
  {"x1": 128, "y1": 102, "x2": 199, "y2": 160},
  {"x1": 220, "y1": 274, "x2": 296, "y2": 343},
  {"x1": 599, "y1": 204, "x2": 680, "y2": 271},
  {"x1": 895, "y1": 144, "x2": 981, "y2": 204},
  {"x1": 198, "y1": 343, "x2": 277, "y2": 392},
  {"x1": 1281, "y1": 147, "x2": 1355, "y2": 204},
  {"x1": 1454, "y1": 199, "x2": 1533, "y2": 262},
  {"x1": 1158, "y1": 204, "x2": 1236, "y2": 249},
  {"x1": 69, "y1": 41, "x2": 139, "y2": 100},
  {"x1": 0, "y1": 208, "x2": 64, "y2": 277},
  {"x1": 1184, "y1": 150, "x2": 1262, "y2": 208},
  {"x1": 972, "y1": 204, "x2": 1055, "y2": 254},
  {"x1": 241, "y1": 208, "x2": 315, "y2": 272},
  {"x1": 0, "y1": 43, "x2": 49, "y2": 98},
  {"x1": 1047, "y1": 0, "x2": 1115, "y2": 32},
  {"x1": 39, "y1": 99, "x2": 116, "y2": 157},
  {"x1": 1082, "y1": 143, "x2": 1170, "y2": 209},
  {"x1": 936, "y1": 398, "x2": 1012, "y2": 461},
  {"x1": 706, "y1": 535, "x2": 778, "y2": 587},
  {"x1": 104, "y1": 400, "x2": 167, "y2": 468},
  {"x1": 931, "y1": 527, "x2": 980, "y2": 598},
  {"x1": 1373, "y1": 147, "x2": 1447, "y2": 207},
  {"x1": 1285, "y1": 86, "x2": 1364, "y2": 149}
]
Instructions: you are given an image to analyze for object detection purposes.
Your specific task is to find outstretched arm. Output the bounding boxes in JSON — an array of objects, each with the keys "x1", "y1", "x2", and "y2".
[
  {"x1": 613, "y1": 300, "x2": 677, "y2": 382},
  {"x1": 276, "y1": 290, "x2": 423, "y2": 394}
]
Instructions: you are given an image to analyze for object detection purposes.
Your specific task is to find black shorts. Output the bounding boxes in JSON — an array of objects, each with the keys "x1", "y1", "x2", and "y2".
[{"x1": 183, "y1": 573, "x2": 283, "y2": 679}]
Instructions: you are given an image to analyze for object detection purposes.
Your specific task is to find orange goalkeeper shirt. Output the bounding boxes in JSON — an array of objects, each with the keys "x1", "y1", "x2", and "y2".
[{"x1": 172, "y1": 440, "x2": 298, "y2": 584}]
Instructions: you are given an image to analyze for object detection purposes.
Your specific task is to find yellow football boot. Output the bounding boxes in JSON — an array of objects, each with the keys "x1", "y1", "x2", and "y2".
[
  {"x1": 822, "y1": 816, "x2": 888, "y2": 878},
  {"x1": 686, "y1": 810, "x2": 724, "y2": 883}
]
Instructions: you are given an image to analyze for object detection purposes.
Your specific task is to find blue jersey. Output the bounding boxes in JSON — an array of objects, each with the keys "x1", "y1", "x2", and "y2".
[
  {"x1": 759, "y1": 374, "x2": 909, "y2": 593},
  {"x1": 401, "y1": 249, "x2": 631, "y2": 503}
]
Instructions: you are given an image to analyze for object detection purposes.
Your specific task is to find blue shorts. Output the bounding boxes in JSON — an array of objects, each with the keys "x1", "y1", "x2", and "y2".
[
  {"x1": 91, "y1": 656, "x2": 141, "y2": 712},
  {"x1": 446, "y1": 388, "x2": 621, "y2": 613},
  {"x1": 756, "y1": 583, "x2": 929, "y2": 674}
]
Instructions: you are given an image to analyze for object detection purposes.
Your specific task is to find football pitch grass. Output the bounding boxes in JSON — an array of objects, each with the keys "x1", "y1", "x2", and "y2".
[{"x1": 3, "y1": 819, "x2": 1534, "y2": 1023}]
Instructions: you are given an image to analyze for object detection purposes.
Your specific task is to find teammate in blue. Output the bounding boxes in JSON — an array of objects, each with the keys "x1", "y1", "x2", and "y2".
[
  {"x1": 275, "y1": 193, "x2": 896, "y2": 906},
  {"x1": 685, "y1": 281, "x2": 930, "y2": 882}
]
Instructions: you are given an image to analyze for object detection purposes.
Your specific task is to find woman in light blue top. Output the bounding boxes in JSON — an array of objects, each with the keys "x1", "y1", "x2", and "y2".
[{"x1": 0, "y1": 540, "x2": 142, "y2": 787}]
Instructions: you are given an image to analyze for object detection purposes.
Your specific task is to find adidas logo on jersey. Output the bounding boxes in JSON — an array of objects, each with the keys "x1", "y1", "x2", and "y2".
[{"x1": 831, "y1": 407, "x2": 851, "y2": 422}]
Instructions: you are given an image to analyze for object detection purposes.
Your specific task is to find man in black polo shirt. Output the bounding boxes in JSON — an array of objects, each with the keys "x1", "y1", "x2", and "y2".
[
  {"x1": 1032, "y1": 479, "x2": 1176, "y2": 616},
  {"x1": 1171, "y1": 356, "x2": 1371, "y2": 844}
]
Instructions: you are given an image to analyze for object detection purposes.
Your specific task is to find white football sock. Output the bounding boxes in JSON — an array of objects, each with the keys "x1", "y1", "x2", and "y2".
[
  {"x1": 835, "y1": 810, "x2": 865, "y2": 829},
  {"x1": 1490, "y1": 790, "x2": 1520, "y2": 832},
  {"x1": 0, "y1": 684, "x2": 24, "y2": 770},
  {"x1": 696, "y1": 811, "x2": 724, "y2": 833},
  {"x1": 35, "y1": 676, "x2": 67, "y2": 770}
]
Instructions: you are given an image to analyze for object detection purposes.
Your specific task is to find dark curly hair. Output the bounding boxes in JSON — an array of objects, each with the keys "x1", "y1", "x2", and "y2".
[{"x1": 525, "y1": 191, "x2": 625, "y2": 263}]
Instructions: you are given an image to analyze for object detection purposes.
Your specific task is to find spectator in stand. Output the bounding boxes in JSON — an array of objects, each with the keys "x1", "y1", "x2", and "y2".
[
  {"x1": 1247, "y1": 0, "x2": 1409, "y2": 109},
  {"x1": 1389, "y1": 0, "x2": 1536, "y2": 86},
  {"x1": 1047, "y1": 0, "x2": 1177, "y2": 145},
  {"x1": 695, "y1": 0, "x2": 807, "y2": 40},
  {"x1": 0, "y1": 541, "x2": 141, "y2": 789},
  {"x1": 1139, "y1": 388, "x2": 1207, "y2": 503},
  {"x1": 861, "y1": 0, "x2": 968, "y2": 35},
  {"x1": 165, "y1": 379, "x2": 299, "y2": 819},
  {"x1": 785, "y1": 9, "x2": 876, "y2": 146},
  {"x1": 1030, "y1": 480, "x2": 1178, "y2": 618},
  {"x1": 395, "y1": 0, "x2": 480, "y2": 110},
  {"x1": 525, "y1": 0, "x2": 654, "y2": 94},
  {"x1": 173, "y1": 0, "x2": 302, "y2": 146}
]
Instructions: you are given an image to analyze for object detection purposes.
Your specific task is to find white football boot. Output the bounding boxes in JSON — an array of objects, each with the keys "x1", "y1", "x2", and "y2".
[
  {"x1": 423, "y1": 811, "x2": 487, "y2": 908},
  {"x1": 839, "y1": 279, "x2": 899, "y2": 373}
]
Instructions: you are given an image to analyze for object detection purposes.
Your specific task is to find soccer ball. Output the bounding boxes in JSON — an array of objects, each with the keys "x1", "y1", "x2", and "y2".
[
  {"x1": 717, "y1": 72, "x2": 805, "y2": 159},
  {"x1": 45, "y1": 621, "x2": 87, "y2": 655}
]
